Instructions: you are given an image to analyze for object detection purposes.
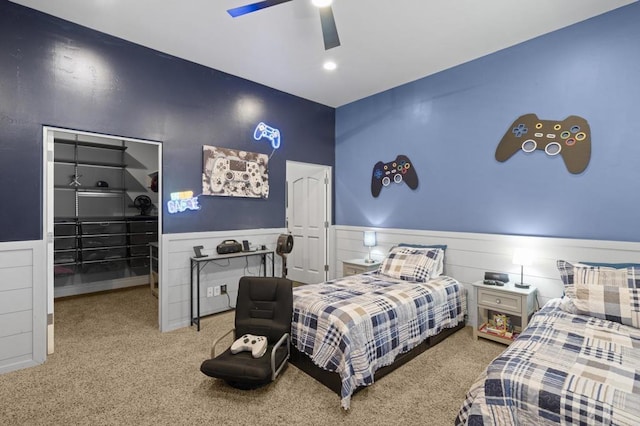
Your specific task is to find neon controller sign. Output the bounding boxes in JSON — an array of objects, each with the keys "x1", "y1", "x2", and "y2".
[
  {"x1": 167, "y1": 191, "x2": 200, "y2": 214},
  {"x1": 253, "y1": 122, "x2": 281, "y2": 149}
]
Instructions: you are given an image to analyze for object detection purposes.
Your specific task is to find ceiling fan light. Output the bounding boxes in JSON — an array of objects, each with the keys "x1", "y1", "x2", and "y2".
[{"x1": 312, "y1": 0, "x2": 333, "y2": 8}]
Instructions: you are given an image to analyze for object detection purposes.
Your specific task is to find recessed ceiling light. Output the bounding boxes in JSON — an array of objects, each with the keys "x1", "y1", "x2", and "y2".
[
  {"x1": 323, "y1": 61, "x2": 337, "y2": 71},
  {"x1": 312, "y1": 0, "x2": 333, "y2": 8}
]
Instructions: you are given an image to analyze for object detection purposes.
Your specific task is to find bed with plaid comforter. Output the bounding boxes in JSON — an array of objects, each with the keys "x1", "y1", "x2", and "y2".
[
  {"x1": 456, "y1": 298, "x2": 640, "y2": 425},
  {"x1": 291, "y1": 272, "x2": 466, "y2": 409}
]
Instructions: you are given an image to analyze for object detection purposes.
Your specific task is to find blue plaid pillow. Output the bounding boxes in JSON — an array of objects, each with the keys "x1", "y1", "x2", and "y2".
[
  {"x1": 557, "y1": 259, "x2": 579, "y2": 285},
  {"x1": 378, "y1": 247, "x2": 444, "y2": 282},
  {"x1": 557, "y1": 259, "x2": 640, "y2": 328},
  {"x1": 397, "y1": 243, "x2": 446, "y2": 277}
]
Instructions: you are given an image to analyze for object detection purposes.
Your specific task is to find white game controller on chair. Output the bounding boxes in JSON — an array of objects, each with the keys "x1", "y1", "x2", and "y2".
[{"x1": 230, "y1": 334, "x2": 267, "y2": 358}]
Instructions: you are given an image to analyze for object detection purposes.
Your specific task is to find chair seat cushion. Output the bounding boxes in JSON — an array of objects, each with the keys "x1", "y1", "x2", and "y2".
[{"x1": 200, "y1": 343, "x2": 289, "y2": 386}]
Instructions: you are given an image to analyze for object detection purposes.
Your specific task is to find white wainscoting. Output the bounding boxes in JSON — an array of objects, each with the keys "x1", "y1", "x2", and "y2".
[
  {"x1": 0, "y1": 240, "x2": 46, "y2": 374},
  {"x1": 333, "y1": 225, "x2": 640, "y2": 327},
  {"x1": 160, "y1": 228, "x2": 286, "y2": 331}
]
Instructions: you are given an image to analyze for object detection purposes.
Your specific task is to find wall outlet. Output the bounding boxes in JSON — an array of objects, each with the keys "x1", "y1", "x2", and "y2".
[
  {"x1": 206, "y1": 287, "x2": 213, "y2": 297},
  {"x1": 213, "y1": 286, "x2": 221, "y2": 297},
  {"x1": 221, "y1": 284, "x2": 227, "y2": 294}
]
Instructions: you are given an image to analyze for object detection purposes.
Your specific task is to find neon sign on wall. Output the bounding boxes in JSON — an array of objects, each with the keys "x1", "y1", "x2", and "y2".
[
  {"x1": 253, "y1": 122, "x2": 281, "y2": 149},
  {"x1": 167, "y1": 190, "x2": 200, "y2": 214}
]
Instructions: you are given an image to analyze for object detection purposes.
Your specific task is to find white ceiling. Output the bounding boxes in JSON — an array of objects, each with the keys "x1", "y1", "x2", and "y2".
[{"x1": 10, "y1": 0, "x2": 637, "y2": 107}]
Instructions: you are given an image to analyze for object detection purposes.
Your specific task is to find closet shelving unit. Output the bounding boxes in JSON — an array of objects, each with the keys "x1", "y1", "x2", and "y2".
[
  {"x1": 53, "y1": 138, "x2": 128, "y2": 211},
  {"x1": 53, "y1": 138, "x2": 157, "y2": 298}
]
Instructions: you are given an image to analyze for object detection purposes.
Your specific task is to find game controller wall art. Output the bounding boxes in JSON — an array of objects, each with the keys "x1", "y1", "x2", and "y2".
[
  {"x1": 371, "y1": 154, "x2": 419, "y2": 197},
  {"x1": 253, "y1": 122, "x2": 281, "y2": 150},
  {"x1": 202, "y1": 145, "x2": 269, "y2": 199},
  {"x1": 495, "y1": 114, "x2": 591, "y2": 174}
]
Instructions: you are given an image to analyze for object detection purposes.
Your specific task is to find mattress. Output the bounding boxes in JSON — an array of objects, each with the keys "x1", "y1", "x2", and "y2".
[
  {"x1": 291, "y1": 271, "x2": 466, "y2": 409},
  {"x1": 456, "y1": 298, "x2": 640, "y2": 425}
]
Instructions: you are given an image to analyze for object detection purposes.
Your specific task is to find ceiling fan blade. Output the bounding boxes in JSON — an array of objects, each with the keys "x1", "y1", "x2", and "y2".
[
  {"x1": 227, "y1": 0, "x2": 294, "y2": 18},
  {"x1": 319, "y1": 6, "x2": 340, "y2": 50}
]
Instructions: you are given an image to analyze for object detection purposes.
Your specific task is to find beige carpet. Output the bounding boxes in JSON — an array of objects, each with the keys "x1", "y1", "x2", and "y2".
[{"x1": 0, "y1": 286, "x2": 505, "y2": 425}]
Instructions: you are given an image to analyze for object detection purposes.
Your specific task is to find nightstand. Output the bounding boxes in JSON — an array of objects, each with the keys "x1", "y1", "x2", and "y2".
[
  {"x1": 342, "y1": 258, "x2": 380, "y2": 277},
  {"x1": 471, "y1": 281, "x2": 538, "y2": 345}
]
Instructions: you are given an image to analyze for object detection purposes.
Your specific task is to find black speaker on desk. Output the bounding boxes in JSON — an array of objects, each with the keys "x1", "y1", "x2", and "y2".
[{"x1": 216, "y1": 240, "x2": 243, "y2": 254}]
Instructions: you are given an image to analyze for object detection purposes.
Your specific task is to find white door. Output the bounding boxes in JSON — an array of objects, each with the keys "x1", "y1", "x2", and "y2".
[{"x1": 286, "y1": 162, "x2": 331, "y2": 284}]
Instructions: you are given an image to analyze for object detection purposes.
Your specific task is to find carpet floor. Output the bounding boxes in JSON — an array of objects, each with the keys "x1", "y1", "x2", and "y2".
[{"x1": 0, "y1": 285, "x2": 505, "y2": 425}]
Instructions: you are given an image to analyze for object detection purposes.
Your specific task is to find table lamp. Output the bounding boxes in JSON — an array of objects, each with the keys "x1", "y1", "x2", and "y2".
[
  {"x1": 512, "y1": 248, "x2": 533, "y2": 289},
  {"x1": 363, "y1": 231, "x2": 377, "y2": 263}
]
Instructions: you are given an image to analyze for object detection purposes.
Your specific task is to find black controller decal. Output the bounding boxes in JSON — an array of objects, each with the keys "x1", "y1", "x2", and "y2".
[{"x1": 371, "y1": 154, "x2": 419, "y2": 197}]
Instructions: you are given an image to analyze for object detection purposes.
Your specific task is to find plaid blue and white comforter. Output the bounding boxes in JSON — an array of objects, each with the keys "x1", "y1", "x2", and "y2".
[
  {"x1": 291, "y1": 272, "x2": 466, "y2": 409},
  {"x1": 456, "y1": 298, "x2": 640, "y2": 425}
]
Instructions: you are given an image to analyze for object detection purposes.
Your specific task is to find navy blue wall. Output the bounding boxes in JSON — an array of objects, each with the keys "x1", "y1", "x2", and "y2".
[
  {"x1": 335, "y1": 3, "x2": 640, "y2": 242},
  {"x1": 0, "y1": 1, "x2": 334, "y2": 242}
]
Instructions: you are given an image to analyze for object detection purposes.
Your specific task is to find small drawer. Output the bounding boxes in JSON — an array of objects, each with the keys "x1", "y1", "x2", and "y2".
[
  {"x1": 54, "y1": 223, "x2": 77, "y2": 236},
  {"x1": 81, "y1": 247, "x2": 127, "y2": 262},
  {"x1": 54, "y1": 251, "x2": 77, "y2": 265},
  {"x1": 54, "y1": 264, "x2": 76, "y2": 277},
  {"x1": 129, "y1": 257, "x2": 151, "y2": 276},
  {"x1": 343, "y1": 265, "x2": 364, "y2": 276},
  {"x1": 128, "y1": 220, "x2": 157, "y2": 233},
  {"x1": 129, "y1": 257, "x2": 150, "y2": 269},
  {"x1": 129, "y1": 245, "x2": 149, "y2": 257},
  {"x1": 54, "y1": 236, "x2": 77, "y2": 250},
  {"x1": 54, "y1": 265, "x2": 77, "y2": 286},
  {"x1": 478, "y1": 288, "x2": 521, "y2": 313},
  {"x1": 81, "y1": 234, "x2": 127, "y2": 248},
  {"x1": 129, "y1": 232, "x2": 157, "y2": 245},
  {"x1": 81, "y1": 222, "x2": 127, "y2": 235}
]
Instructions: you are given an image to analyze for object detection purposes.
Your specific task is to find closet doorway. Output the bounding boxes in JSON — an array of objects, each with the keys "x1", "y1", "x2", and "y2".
[{"x1": 43, "y1": 127, "x2": 162, "y2": 354}]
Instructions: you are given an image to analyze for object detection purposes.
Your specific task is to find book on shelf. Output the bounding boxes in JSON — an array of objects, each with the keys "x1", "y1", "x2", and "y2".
[{"x1": 478, "y1": 323, "x2": 516, "y2": 340}]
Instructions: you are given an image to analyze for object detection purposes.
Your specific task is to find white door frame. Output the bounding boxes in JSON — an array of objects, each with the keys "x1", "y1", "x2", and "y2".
[
  {"x1": 43, "y1": 126, "x2": 163, "y2": 354},
  {"x1": 285, "y1": 161, "x2": 333, "y2": 283}
]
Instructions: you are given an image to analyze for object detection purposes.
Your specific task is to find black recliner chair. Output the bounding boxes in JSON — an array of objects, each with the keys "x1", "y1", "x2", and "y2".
[{"x1": 200, "y1": 276, "x2": 293, "y2": 389}]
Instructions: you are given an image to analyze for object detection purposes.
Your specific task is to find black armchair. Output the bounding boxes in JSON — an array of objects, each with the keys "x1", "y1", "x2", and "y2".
[{"x1": 200, "y1": 276, "x2": 293, "y2": 389}]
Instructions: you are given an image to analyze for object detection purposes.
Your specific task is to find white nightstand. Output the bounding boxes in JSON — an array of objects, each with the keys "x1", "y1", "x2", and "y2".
[
  {"x1": 342, "y1": 258, "x2": 380, "y2": 277},
  {"x1": 471, "y1": 281, "x2": 538, "y2": 345}
]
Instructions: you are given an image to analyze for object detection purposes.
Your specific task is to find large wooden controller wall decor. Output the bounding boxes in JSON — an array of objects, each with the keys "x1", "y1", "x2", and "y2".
[{"x1": 495, "y1": 114, "x2": 591, "y2": 174}]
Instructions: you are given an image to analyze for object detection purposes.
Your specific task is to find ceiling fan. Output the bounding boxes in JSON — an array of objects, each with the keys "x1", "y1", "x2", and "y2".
[{"x1": 227, "y1": 0, "x2": 341, "y2": 50}]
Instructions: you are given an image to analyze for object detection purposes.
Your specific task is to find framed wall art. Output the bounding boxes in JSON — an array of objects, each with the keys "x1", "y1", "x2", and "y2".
[{"x1": 202, "y1": 145, "x2": 269, "y2": 198}]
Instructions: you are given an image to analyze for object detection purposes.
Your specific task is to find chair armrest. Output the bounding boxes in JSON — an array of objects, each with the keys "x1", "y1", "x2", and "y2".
[
  {"x1": 211, "y1": 328, "x2": 235, "y2": 358},
  {"x1": 270, "y1": 333, "x2": 290, "y2": 380}
]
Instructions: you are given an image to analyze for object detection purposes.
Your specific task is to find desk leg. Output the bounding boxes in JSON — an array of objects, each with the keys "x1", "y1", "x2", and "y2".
[
  {"x1": 196, "y1": 262, "x2": 201, "y2": 331},
  {"x1": 262, "y1": 254, "x2": 266, "y2": 277},
  {"x1": 190, "y1": 259, "x2": 194, "y2": 328},
  {"x1": 271, "y1": 253, "x2": 275, "y2": 277}
]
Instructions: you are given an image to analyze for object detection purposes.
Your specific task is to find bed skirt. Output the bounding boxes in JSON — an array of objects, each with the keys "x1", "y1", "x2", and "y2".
[{"x1": 289, "y1": 322, "x2": 465, "y2": 396}]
